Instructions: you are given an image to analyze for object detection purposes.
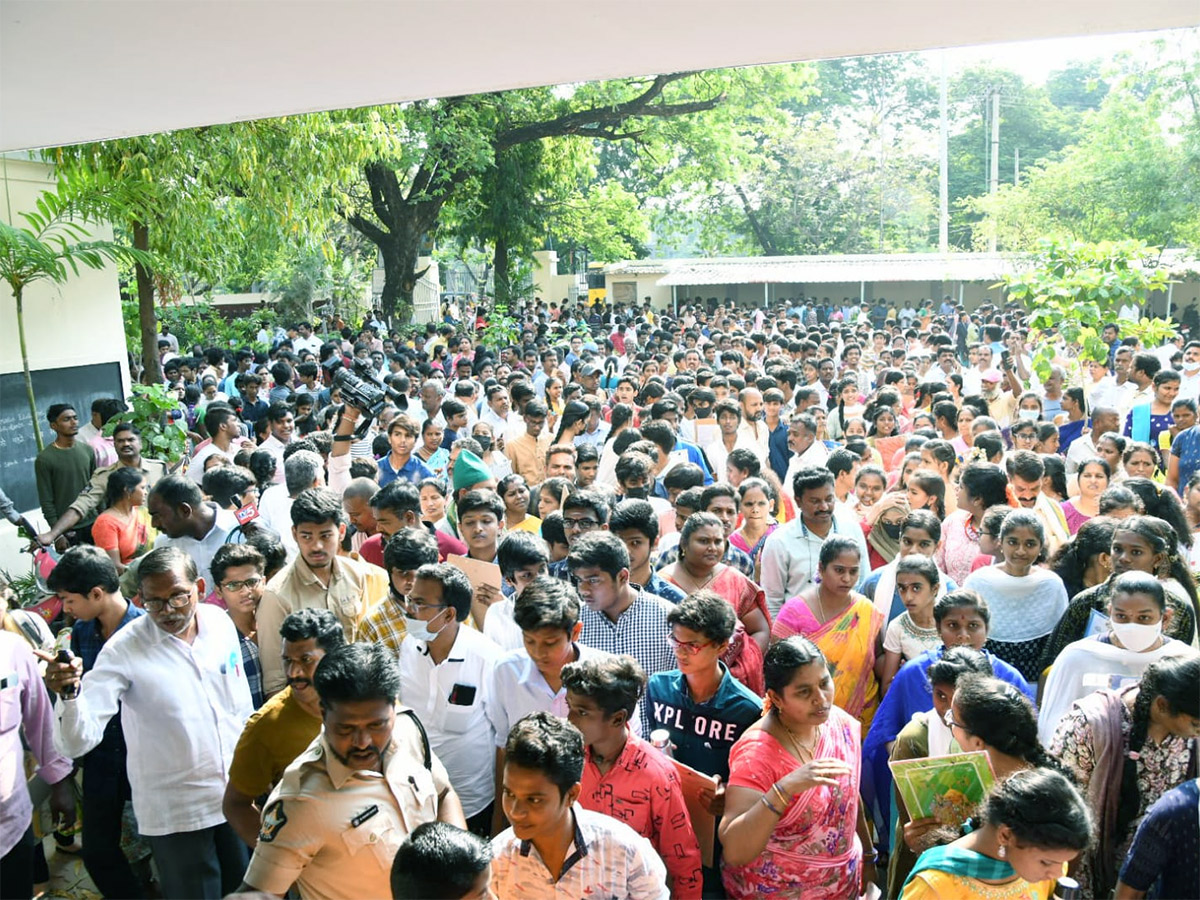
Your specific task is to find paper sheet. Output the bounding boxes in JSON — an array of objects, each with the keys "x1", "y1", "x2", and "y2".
[{"x1": 446, "y1": 554, "x2": 503, "y2": 591}]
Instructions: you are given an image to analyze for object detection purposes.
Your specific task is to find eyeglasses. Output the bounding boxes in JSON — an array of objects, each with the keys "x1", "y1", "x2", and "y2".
[
  {"x1": 220, "y1": 577, "x2": 262, "y2": 593},
  {"x1": 562, "y1": 517, "x2": 600, "y2": 532},
  {"x1": 143, "y1": 591, "x2": 193, "y2": 613},
  {"x1": 943, "y1": 708, "x2": 966, "y2": 731},
  {"x1": 668, "y1": 634, "x2": 714, "y2": 655},
  {"x1": 403, "y1": 598, "x2": 449, "y2": 615}
]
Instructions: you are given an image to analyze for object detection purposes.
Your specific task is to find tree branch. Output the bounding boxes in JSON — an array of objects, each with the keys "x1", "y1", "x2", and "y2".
[
  {"x1": 734, "y1": 183, "x2": 779, "y2": 256},
  {"x1": 495, "y1": 73, "x2": 725, "y2": 149}
]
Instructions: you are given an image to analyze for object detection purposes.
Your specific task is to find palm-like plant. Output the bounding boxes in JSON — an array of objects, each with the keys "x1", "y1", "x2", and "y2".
[{"x1": 0, "y1": 167, "x2": 152, "y2": 451}]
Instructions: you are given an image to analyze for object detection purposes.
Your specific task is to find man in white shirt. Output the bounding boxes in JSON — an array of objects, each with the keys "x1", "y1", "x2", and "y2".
[
  {"x1": 189, "y1": 406, "x2": 255, "y2": 484},
  {"x1": 735, "y1": 387, "x2": 770, "y2": 454},
  {"x1": 761, "y1": 467, "x2": 868, "y2": 618},
  {"x1": 487, "y1": 576, "x2": 614, "y2": 832},
  {"x1": 480, "y1": 385, "x2": 520, "y2": 442},
  {"x1": 782, "y1": 413, "x2": 829, "y2": 500},
  {"x1": 258, "y1": 450, "x2": 325, "y2": 561},
  {"x1": 147, "y1": 475, "x2": 240, "y2": 590},
  {"x1": 1178, "y1": 341, "x2": 1200, "y2": 402},
  {"x1": 48, "y1": 546, "x2": 253, "y2": 899},
  {"x1": 1065, "y1": 407, "x2": 1121, "y2": 474},
  {"x1": 399, "y1": 562, "x2": 501, "y2": 835},
  {"x1": 292, "y1": 321, "x2": 323, "y2": 356},
  {"x1": 259, "y1": 403, "x2": 295, "y2": 484}
]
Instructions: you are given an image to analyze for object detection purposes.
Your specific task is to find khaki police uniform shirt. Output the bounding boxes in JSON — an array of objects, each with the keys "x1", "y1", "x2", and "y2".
[{"x1": 244, "y1": 712, "x2": 453, "y2": 900}]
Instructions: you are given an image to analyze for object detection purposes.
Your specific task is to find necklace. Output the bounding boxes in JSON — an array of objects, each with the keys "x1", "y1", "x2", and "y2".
[
  {"x1": 775, "y1": 710, "x2": 818, "y2": 759},
  {"x1": 677, "y1": 560, "x2": 716, "y2": 592}
]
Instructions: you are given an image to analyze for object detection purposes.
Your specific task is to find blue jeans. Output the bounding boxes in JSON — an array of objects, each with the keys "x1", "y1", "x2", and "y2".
[{"x1": 146, "y1": 823, "x2": 247, "y2": 900}]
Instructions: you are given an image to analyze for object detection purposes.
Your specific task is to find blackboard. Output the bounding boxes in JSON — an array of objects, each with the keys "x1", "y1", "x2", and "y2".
[{"x1": 0, "y1": 362, "x2": 125, "y2": 516}]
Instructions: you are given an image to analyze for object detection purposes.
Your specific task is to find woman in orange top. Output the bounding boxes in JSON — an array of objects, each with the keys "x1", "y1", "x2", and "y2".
[{"x1": 91, "y1": 467, "x2": 153, "y2": 572}]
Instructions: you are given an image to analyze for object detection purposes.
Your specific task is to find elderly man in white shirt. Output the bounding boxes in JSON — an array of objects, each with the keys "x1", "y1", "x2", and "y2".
[{"x1": 48, "y1": 546, "x2": 253, "y2": 900}]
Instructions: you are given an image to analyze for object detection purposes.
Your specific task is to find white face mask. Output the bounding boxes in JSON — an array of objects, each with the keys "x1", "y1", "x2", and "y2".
[
  {"x1": 403, "y1": 612, "x2": 448, "y2": 644},
  {"x1": 1018, "y1": 408, "x2": 1041, "y2": 422},
  {"x1": 1110, "y1": 620, "x2": 1162, "y2": 652}
]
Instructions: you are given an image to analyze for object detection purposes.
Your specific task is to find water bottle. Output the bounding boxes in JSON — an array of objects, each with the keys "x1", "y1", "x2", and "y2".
[
  {"x1": 1055, "y1": 876, "x2": 1081, "y2": 900},
  {"x1": 53, "y1": 629, "x2": 76, "y2": 700},
  {"x1": 650, "y1": 729, "x2": 673, "y2": 758}
]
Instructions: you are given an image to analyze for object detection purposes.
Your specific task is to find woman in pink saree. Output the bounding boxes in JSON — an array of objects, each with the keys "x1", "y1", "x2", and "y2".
[
  {"x1": 719, "y1": 635, "x2": 874, "y2": 898},
  {"x1": 771, "y1": 536, "x2": 885, "y2": 731}
]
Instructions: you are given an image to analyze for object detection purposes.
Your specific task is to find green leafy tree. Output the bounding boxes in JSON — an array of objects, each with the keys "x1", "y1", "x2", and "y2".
[
  {"x1": 54, "y1": 117, "x2": 384, "y2": 381},
  {"x1": 341, "y1": 73, "x2": 728, "y2": 320},
  {"x1": 1003, "y1": 240, "x2": 1175, "y2": 397},
  {"x1": 0, "y1": 169, "x2": 152, "y2": 451}
]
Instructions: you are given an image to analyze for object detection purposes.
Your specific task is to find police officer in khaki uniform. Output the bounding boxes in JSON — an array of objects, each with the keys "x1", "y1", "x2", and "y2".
[{"x1": 238, "y1": 643, "x2": 466, "y2": 900}]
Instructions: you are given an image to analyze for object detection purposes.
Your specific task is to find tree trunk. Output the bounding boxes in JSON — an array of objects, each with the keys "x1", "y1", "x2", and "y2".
[
  {"x1": 133, "y1": 221, "x2": 162, "y2": 384},
  {"x1": 493, "y1": 233, "x2": 510, "y2": 305},
  {"x1": 15, "y1": 287, "x2": 44, "y2": 453}
]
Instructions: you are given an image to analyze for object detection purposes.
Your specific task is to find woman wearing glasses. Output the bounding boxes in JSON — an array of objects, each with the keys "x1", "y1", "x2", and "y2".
[
  {"x1": 900, "y1": 768, "x2": 1092, "y2": 900},
  {"x1": 661, "y1": 512, "x2": 772, "y2": 674},
  {"x1": 900, "y1": 673, "x2": 1067, "y2": 892}
]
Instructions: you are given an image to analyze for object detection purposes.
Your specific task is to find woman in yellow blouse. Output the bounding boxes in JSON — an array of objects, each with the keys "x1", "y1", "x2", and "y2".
[
  {"x1": 901, "y1": 768, "x2": 1092, "y2": 900},
  {"x1": 498, "y1": 473, "x2": 542, "y2": 534}
]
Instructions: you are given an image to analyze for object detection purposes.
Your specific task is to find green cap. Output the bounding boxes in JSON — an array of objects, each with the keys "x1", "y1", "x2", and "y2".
[{"x1": 453, "y1": 450, "x2": 492, "y2": 492}]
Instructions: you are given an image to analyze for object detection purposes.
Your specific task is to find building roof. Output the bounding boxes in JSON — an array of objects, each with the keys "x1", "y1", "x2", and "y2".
[{"x1": 605, "y1": 250, "x2": 1199, "y2": 286}]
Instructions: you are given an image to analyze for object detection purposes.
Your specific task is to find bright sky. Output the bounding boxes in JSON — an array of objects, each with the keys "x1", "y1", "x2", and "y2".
[{"x1": 930, "y1": 27, "x2": 1185, "y2": 84}]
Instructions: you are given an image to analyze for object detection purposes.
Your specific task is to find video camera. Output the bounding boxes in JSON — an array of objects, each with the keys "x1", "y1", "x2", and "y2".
[{"x1": 322, "y1": 357, "x2": 404, "y2": 439}]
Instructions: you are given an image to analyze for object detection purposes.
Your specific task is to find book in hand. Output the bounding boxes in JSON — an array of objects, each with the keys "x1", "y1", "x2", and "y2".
[{"x1": 889, "y1": 750, "x2": 996, "y2": 828}]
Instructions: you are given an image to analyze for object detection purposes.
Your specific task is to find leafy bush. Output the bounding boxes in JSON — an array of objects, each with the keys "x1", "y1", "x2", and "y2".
[{"x1": 104, "y1": 383, "x2": 189, "y2": 463}]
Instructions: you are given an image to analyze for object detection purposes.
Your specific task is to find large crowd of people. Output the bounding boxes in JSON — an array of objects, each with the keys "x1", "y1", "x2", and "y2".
[{"x1": 4, "y1": 293, "x2": 1200, "y2": 900}]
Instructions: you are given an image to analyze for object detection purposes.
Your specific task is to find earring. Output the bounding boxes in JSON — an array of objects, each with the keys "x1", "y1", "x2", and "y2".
[{"x1": 997, "y1": 844, "x2": 1007, "y2": 859}]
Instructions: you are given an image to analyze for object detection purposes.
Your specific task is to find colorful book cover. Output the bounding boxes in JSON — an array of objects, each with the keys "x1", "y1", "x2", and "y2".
[{"x1": 888, "y1": 750, "x2": 996, "y2": 827}]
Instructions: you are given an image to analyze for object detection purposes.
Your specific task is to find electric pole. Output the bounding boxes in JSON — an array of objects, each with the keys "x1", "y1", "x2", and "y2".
[{"x1": 988, "y1": 86, "x2": 1000, "y2": 253}]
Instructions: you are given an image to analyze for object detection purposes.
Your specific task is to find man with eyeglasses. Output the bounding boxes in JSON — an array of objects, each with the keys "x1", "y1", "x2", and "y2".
[
  {"x1": 546, "y1": 490, "x2": 610, "y2": 581},
  {"x1": 47, "y1": 546, "x2": 253, "y2": 899},
  {"x1": 398, "y1": 563, "x2": 502, "y2": 836},
  {"x1": 646, "y1": 591, "x2": 762, "y2": 896},
  {"x1": 211, "y1": 543, "x2": 268, "y2": 708}
]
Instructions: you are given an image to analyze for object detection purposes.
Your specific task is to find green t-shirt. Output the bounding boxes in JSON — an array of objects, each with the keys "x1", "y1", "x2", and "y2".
[{"x1": 33, "y1": 441, "x2": 95, "y2": 525}]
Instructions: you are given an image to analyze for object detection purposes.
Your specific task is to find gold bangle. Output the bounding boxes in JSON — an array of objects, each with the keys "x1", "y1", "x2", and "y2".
[{"x1": 771, "y1": 783, "x2": 790, "y2": 808}]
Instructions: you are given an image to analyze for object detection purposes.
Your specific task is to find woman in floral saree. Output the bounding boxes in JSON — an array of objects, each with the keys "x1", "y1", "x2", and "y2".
[
  {"x1": 771, "y1": 536, "x2": 885, "y2": 731},
  {"x1": 719, "y1": 636, "x2": 874, "y2": 899}
]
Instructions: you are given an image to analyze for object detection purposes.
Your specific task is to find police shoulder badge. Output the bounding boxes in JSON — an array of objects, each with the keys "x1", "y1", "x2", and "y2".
[{"x1": 259, "y1": 800, "x2": 287, "y2": 843}]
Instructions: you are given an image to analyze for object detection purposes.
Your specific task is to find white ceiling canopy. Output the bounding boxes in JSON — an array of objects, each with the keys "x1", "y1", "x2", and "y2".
[{"x1": 2, "y1": 0, "x2": 1197, "y2": 152}]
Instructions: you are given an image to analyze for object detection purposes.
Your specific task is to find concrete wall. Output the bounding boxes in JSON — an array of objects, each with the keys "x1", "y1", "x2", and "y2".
[
  {"x1": 532, "y1": 250, "x2": 583, "y2": 305},
  {"x1": 0, "y1": 156, "x2": 129, "y2": 575}
]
